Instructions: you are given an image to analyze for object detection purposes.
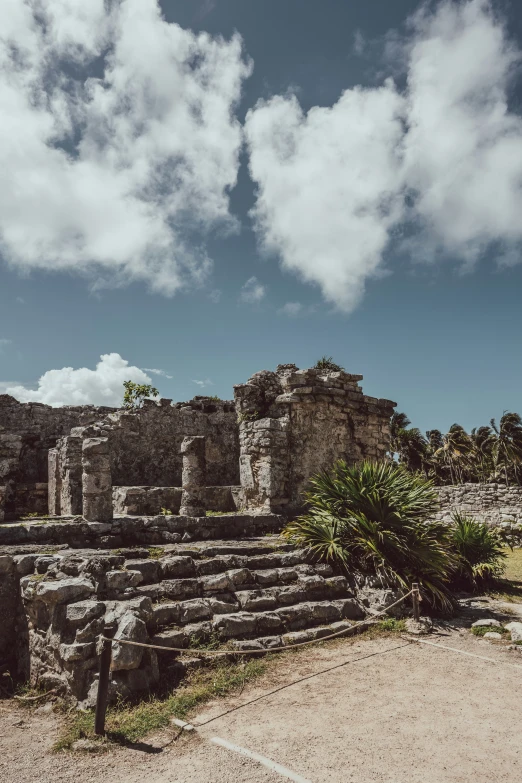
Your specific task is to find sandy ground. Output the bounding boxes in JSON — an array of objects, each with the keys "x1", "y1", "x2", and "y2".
[{"x1": 1, "y1": 627, "x2": 521, "y2": 783}]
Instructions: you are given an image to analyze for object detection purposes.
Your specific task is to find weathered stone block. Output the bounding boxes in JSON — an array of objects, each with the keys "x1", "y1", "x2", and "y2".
[
  {"x1": 106, "y1": 570, "x2": 143, "y2": 590},
  {"x1": 111, "y1": 612, "x2": 148, "y2": 671},
  {"x1": 35, "y1": 577, "x2": 95, "y2": 605}
]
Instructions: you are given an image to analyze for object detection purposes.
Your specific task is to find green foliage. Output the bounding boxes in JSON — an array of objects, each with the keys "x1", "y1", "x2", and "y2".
[
  {"x1": 451, "y1": 512, "x2": 507, "y2": 587},
  {"x1": 237, "y1": 410, "x2": 261, "y2": 424},
  {"x1": 122, "y1": 380, "x2": 159, "y2": 409},
  {"x1": 283, "y1": 460, "x2": 457, "y2": 610},
  {"x1": 391, "y1": 410, "x2": 522, "y2": 487},
  {"x1": 471, "y1": 625, "x2": 507, "y2": 637},
  {"x1": 160, "y1": 507, "x2": 173, "y2": 516},
  {"x1": 314, "y1": 356, "x2": 344, "y2": 373},
  {"x1": 147, "y1": 547, "x2": 165, "y2": 559},
  {"x1": 377, "y1": 618, "x2": 406, "y2": 632}
]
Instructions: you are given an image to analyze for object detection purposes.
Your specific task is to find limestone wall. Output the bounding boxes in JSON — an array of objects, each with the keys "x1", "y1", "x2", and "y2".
[
  {"x1": 235, "y1": 365, "x2": 395, "y2": 513},
  {"x1": 73, "y1": 397, "x2": 239, "y2": 490},
  {"x1": 434, "y1": 483, "x2": 522, "y2": 526},
  {"x1": 0, "y1": 396, "x2": 115, "y2": 520}
]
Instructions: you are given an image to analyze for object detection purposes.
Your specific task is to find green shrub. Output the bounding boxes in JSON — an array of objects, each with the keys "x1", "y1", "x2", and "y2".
[
  {"x1": 314, "y1": 356, "x2": 344, "y2": 373},
  {"x1": 470, "y1": 624, "x2": 506, "y2": 637},
  {"x1": 283, "y1": 460, "x2": 457, "y2": 610},
  {"x1": 451, "y1": 512, "x2": 506, "y2": 587}
]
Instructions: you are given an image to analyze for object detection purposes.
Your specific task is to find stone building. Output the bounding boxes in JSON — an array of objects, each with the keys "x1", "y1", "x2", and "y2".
[
  {"x1": 0, "y1": 363, "x2": 399, "y2": 703},
  {"x1": 0, "y1": 363, "x2": 395, "y2": 522}
]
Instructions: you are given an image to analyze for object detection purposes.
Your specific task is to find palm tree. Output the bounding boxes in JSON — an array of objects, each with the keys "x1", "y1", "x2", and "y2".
[
  {"x1": 490, "y1": 412, "x2": 522, "y2": 486},
  {"x1": 432, "y1": 424, "x2": 474, "y2": 485},
  {"x1": 470, "y1": 425, "x2": 495, "y2": 483},
  {"x1": 390, "y1": 412, "x2": 428, "y2": 474}
]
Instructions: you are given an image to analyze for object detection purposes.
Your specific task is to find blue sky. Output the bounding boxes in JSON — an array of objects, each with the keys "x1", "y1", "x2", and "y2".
[{"x1": 1, "y1": 0, "x2": 522, "y2": 433}]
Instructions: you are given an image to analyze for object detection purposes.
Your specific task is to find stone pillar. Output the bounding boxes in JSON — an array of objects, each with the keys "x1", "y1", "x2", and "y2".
[
  {"x1": 82, "y1": 438, "x2": 113, "y2": 522},
  {"x1": 60, "y1": 436, "x2": 83, "y2": 515},
  {"x1": 48, "y1": 449, "x2": 61, "y2": 516},
  {"x1": 179, "y1": 436, "x2": 206, "y2": 517}
]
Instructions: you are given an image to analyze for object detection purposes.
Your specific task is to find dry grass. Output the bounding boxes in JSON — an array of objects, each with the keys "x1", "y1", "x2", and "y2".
[{"x1": 487, "y1": 548, "x2": 522, "y2": 602}]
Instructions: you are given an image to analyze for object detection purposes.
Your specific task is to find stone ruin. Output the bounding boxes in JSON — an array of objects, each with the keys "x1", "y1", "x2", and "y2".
[{"x1": 0, "y1": 363, "x2": 397, "y2": 705}]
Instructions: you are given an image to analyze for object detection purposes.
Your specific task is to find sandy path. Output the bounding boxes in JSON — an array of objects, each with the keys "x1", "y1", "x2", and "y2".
[{"x1": 1, "y1": 631, "x2": 521, "y2": 783}]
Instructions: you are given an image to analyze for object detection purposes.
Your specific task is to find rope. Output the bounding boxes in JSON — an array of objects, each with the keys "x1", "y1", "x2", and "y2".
[
  {"x1": 102, "y1": 589, "x2": 413, "y2": 656},
  {"x1": 403, "y1": 635, "x2": 522, "y2": 671},
  {"x1": 193, "y1": 642, "x2": 410, "y2": 728}
]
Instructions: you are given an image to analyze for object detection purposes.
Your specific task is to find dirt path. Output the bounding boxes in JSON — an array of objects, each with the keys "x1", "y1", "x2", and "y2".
[{"x1": 1, "y1": 630, "x2": 521, "y2": 783}]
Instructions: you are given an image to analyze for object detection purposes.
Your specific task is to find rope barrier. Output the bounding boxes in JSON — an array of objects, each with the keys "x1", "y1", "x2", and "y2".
[
  {"x1": 402, "y1": 634, "x2": 522, "y2": 671},
  {"x1": 101, "y1": 589, "x2": 414, "y2": 657}
]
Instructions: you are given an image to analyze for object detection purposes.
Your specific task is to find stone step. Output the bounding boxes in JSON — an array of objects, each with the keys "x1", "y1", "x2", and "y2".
[
  {"x1": 151, "y1": 597, "x2": 366, "y2": 649},
  {"x1": 0, "y1": 514, "x2": 285, "y2": 548},
  {"x1": 122, "y1": 548, "x2": 320, "y2": 585},
  {"x1": 149, "y1": 575, "x2": 353, "y2": 628},
  {"x1": 133, "y1": 565, "x2": 345, "y2": 603}
]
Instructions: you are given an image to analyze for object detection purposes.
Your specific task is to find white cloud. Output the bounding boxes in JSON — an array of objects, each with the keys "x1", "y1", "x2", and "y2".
[
  {"x1": 192, "y1": 378, "x2": 213, "y2": 388},
  {"x1": 0, "y1": 0, "x2": 251, "y2": 295},
  {"x1": 239, "y1": 276, "x2": 266, "y2": 303},
  {"x1": 143, "y1": 367, "x2": 173, "y2": 379},
  {"x1": 245, "y1": 0, "x2": 522, "y2": 311},
  {"x1": 4, "y1": 353, "x2": 151, "y2": 407},
  {"x1": 209, "y1": 288, "x2": 222, "y2": 303},
  {"x1": 279, "y1": 302, "x2": 303, "y2": 316},
  {"x1": 16, "y1": 297, "x2": 25, "y2": 304},
  {"x1": 0, "y1": 338, "x2": 12, "y2": 351}
]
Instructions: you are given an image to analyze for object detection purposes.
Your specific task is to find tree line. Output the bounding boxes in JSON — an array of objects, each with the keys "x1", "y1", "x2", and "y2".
[{"x1": 391, "y1": 411, "x2": 522, "y2": 486}]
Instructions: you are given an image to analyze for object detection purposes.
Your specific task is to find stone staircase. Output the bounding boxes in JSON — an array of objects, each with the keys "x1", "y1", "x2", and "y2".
[{"x1": 4, "y1": 535, "x2": 373, "y2": 705}]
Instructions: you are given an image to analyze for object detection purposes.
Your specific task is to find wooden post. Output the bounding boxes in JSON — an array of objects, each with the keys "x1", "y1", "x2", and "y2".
[
  {"x1": 412, "y1": 583, "x2": 420, "y2": 622},
  {"x1": 94, "y1": 624, "x2": 115, "y2": 736}
]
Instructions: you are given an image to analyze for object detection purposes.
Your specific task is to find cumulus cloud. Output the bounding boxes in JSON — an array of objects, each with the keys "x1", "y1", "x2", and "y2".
[
  {"x1": 279, "y1": 302, "x2": 303, "y2": 316},
  {"x1": 143, "y1": 367, "x2": 173, "y2": 379},
  {"x1": 239, "y1": 276, "x2": 266, "y2": 303},
  {"x1": 245, "y1": 0, "x2": 522, "y2": 311},
  {"x1": 0, "y1": 0, "x2": 251, "y2": 294},
  {"x1": 192, "y1": 378, "x2": 213, "y2": 388},
  {"x1": 5, "y1": 353, "x2": 151, "y2": 407}
]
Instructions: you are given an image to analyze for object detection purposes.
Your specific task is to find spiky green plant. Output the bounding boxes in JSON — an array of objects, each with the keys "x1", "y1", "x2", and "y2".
[
  {"x1": 283, "y1": 460, "x2": 457, "y2": 610},
  {"x1": 451, "y1": 512, "x2": 506, "y2": 587}
]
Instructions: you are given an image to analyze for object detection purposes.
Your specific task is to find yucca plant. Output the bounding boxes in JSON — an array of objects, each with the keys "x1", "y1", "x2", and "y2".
[
  {"x1": 283, "y1": 460, "x2": 458, "y2": 610},
  {"x1": 450, "y1": 512, "x2": 506, "y2": 587}
]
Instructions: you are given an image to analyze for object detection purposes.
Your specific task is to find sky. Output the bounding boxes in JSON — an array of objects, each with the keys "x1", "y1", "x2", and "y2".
[{"x1": 1, "y1": 0, "x2": 522, "y2": 432}]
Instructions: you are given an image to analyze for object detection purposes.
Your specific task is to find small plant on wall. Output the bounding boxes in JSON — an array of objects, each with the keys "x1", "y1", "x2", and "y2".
[
  {"x1": 122, "y1": 380, "x2": 159, "y2": 409},
  {"x1": 314, "y1": 356, "x2": 344, "y2": 373}
]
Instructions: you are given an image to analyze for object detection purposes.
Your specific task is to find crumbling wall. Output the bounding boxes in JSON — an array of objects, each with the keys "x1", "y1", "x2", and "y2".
[
  {"x1": 112, "y1": 485, "x2": 241, "y2": 516},
  {"x1": 235, "y1": 365, "x2": 395, "y2": 513},
  {"x1": 434, "y1": 483, "x2": 522, "y2": 526},
  {"x1": 74, "y1": 397, "x2": 239, "y2": 489},
  {"x1": 0, "y1": 396, "x2": 115, "y2": 520}
]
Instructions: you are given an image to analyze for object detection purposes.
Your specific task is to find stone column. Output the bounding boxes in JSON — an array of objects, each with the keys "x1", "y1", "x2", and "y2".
[
  {"x1": 179, "y1": 436, "x2": 206, "y2": 517},
  {"x1": 48, "y1": 449, "x2": 61, "y2": 516},
  {"x1": 82, "y1": 438, "x2": 113, "y2": 522},
  {"x1": 60, "y1": 436, "x2": 83, "y2": 515}
]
